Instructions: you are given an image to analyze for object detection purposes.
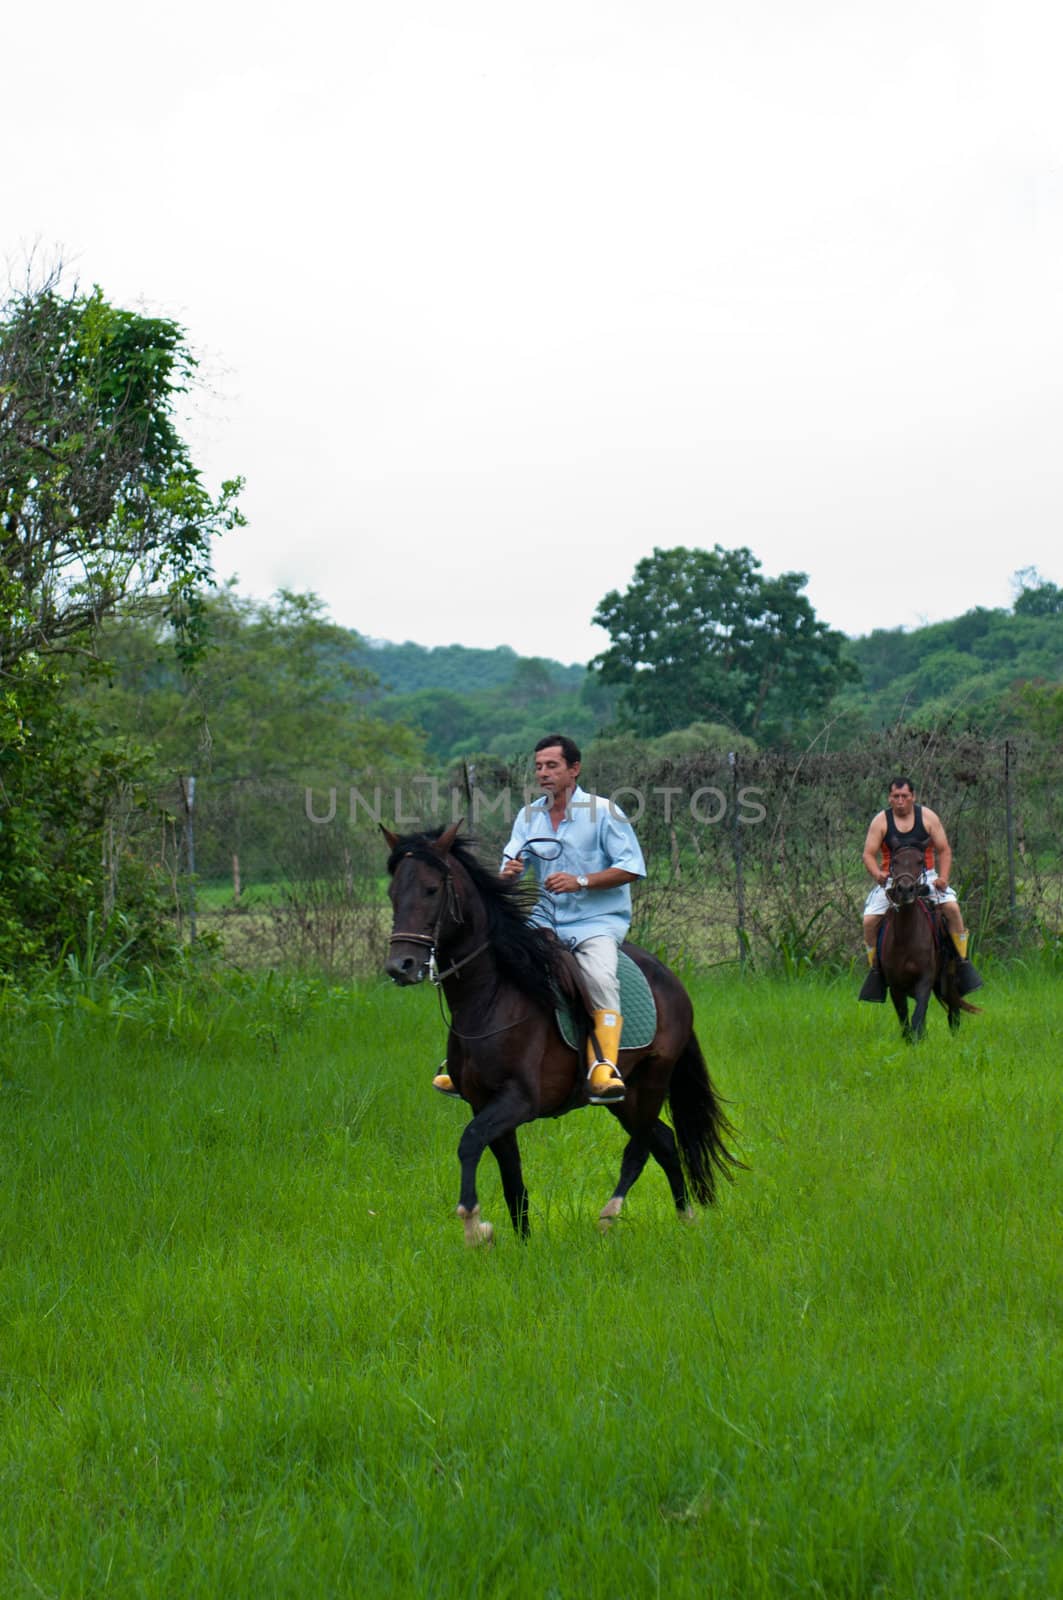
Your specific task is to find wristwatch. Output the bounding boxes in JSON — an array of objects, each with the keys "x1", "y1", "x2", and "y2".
[{"x1": 576, "y1": 874, "x2": 589, "y2": 889}]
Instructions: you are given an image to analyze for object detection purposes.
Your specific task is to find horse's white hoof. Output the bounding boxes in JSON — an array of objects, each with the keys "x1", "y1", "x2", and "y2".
[
  {"x1": 457, "y1": 1205, "x2": 494, "y2": 1248},
  {"x1": 679, "y1": 1207, "x2": 698, "y2": 1226},
  {"x1": 598, "y1": 1197, "x2": 623, "y2": 1232}
]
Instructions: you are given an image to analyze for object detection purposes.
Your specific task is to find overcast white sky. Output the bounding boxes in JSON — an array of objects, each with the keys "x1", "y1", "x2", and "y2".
[{"x1": 6, "y1": 1, "x2": 1062, "y2": 664}]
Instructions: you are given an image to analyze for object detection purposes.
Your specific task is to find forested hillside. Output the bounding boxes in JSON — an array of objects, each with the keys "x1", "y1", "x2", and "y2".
[
  {"x1": 364, "y1": 658, "x2": 618, "y2": 763},
  {"x1": 364, "y1": 639, "x2": 585, "y2": 695},
  {"x1": 837, "y1": 579, "x2": 1063, "y2": 736},
  {"x1": 351, "y1": 562, "x2": 1063, "y2": 762},
  {"x1": 354, "y1": 578, "x2": 1063, "y2": 762},
  {"x1": 352, "y1": 640, "x2": 610, "y2": 762}
]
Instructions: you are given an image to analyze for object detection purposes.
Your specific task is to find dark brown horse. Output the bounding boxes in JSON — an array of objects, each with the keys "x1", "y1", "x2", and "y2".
[
  {"x1": 384, "y1": 822, "x2": 740, "y2": 1245},
  {"x1": 880, "y1": 843, "x2": 980, "y2": 1040}
]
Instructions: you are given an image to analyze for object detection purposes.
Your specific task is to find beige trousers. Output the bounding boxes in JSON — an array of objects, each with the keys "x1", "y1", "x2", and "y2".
[{"x1": 570, "y1": 935, "x2": 621, "y2": 1012}]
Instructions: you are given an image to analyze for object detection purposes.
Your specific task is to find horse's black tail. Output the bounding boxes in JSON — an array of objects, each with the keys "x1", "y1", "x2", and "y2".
[{"x1": 668, "y1": 1030, "x2": 744, "y2": 1207}]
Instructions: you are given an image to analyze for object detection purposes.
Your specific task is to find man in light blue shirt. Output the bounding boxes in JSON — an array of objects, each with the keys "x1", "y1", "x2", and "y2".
[{"x1": 433, "y1": 734, "x2": 645, "y2": 1104}]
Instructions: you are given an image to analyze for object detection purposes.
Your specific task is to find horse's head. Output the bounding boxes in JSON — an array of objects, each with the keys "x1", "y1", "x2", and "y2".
[
  {"x1": 382, "y1": 820, "x2": 465, "y2": 985},
  {"x1": 888, "y1": 843, "x2": 928, "y2": 907}
]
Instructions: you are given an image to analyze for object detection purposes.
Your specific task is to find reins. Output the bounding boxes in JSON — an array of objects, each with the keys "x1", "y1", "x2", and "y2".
[{"x1": 385, "y1": 932, "x2": 492, "y2": 983}]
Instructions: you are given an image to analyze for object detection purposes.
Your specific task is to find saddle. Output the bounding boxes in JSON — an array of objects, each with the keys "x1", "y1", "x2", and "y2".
[{"x1": 554, "y1": 948, "x2": 658, "y2": 1050}]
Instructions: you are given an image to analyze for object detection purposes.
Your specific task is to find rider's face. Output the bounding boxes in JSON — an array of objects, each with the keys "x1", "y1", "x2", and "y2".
[
  {"x1": 535, "y1": 745, "x2": 580, "y2": 800},
  {"x1": 889, "y1": 784, "x2": 915, "y2": 817}
]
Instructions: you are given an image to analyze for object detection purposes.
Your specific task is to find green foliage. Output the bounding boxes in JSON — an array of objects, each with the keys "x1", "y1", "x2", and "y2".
[
  {"x1": 0, "y1": 661, "x2": 178, "y2": 971},
  {"x1": 1014, "y1": 680, "x2": 1063, "y2": 742},
  {"x1": 0, "y1": 270, "x2": 247, "y2": 976},
  {"x1": 85, "y1": 585, "x2": 420, "y2": 784},
  {"x1": 364, "y1": 638, "x2": 585, "y2": 694},
  {"x1": 641, "y1": 720, "x2": 757, "y2": 759},
  {"x1": 592, "y1": 544, "x2": 856, "y2": 740},
  {"x1": 1012, "y1": 566, "x2": 1063, "y2": 618},
  {"x1": 0, "y1": 273, "x2": 243, "y2": 669},
  {"x1": 839, "y1": 595, "x2": 1063, "y2": 734},
  {"x1": 73, "y1": 588, "x2": 424, "y2": 884},
  {"x1": 370, "y1": 652, "x2": 618, "y2": 764}
]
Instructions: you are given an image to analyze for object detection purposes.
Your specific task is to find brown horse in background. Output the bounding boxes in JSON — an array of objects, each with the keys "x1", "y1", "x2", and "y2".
[
  {"x1": 383, "y1": 822, "x2": 741, "y2": 1245},
  {"x1": 880, "y1": 843, "x2": 981, "y2": 1040}
]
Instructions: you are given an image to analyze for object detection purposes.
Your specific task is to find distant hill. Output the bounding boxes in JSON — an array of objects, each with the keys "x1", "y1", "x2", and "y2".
[
  {"x1": 351, "y1": 582, "x2": 1063, "y2": 755},
  {"x1": 338, "y1": 575, "x2": 1063, "y2": 759},
  {"x1": 342, "y1": 638, "x2": 615, "y2": 762},
  {"x1": 362, "y1": 639, "x2": 586, "y2": 696},
  {"x1": 837, "y1": 590, "x2": 1063, "y2": 732}
]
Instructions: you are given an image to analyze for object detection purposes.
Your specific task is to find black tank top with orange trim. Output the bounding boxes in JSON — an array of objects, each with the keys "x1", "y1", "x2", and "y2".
[{"x1": 882, "y1": 804, "x2": 934, "y2": 874}]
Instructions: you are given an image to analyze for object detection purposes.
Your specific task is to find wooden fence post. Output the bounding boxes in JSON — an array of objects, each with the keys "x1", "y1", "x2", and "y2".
[
  {"x1": 1004, "y1": 740, "x2": 1018, "y2": 930},
  {"x1": 180, "y1": 775, "x2": 197, "y2": 941},
  {"x1": 730, "y1": 751, "x2": 746, "y2": 967}
]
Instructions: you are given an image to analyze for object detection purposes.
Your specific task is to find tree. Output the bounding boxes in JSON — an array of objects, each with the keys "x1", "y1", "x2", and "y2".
[
  {"x1": 592, "y1": 545, "x2": 856, "y2": 740},
  {"x1": 0, "y1": 269, "x2": 243, "y2": 971},
  {"x1": 507, "y1": 656, "x2": 560, "y2": 706},
  {"x1": 1013, "y1": 568, "x2": 1063, "y2": 619},
  {"x1": 79, "y1": 587, "x2": 425, "y2": 883},
  {"x1": 1, "y1": 270, "x2": 243, "y2": 674}
]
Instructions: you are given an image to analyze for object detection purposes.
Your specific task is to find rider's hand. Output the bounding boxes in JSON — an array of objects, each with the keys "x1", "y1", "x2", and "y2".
[
  {"x1": 933, "y1": 877, "x2": 948, "y2": 891},
  {"x1": 544, "y1": 872, "x2": 578, "y2": 894},
  {"x1": 877, "y1": 870, "x2": 889, "y2": 886},
  {"x1": 501, "y1": 857, "x2": 525, "y2": 879}
]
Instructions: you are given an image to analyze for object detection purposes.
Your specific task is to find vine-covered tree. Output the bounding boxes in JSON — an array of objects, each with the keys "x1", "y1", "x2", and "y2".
[
  {"x1": 0, "y1": 269, "x2": 243, "y2": 970},
  {"x1": 592, "y1": 545, "x2": 856, "y2": 740},
  {"x1": 0, "y1": 269, "x2": 243, "y2": 673}
]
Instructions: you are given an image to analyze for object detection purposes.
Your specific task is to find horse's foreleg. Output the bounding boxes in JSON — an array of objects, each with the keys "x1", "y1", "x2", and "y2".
[
  {"x1": 889, "y1": 987, "x2": 910, "y2": 1040},
  {"x1": 910, "y1": 980, "x2": 933, "y2": 1041},
  {"x1": 456, "y1": 1085, "x2": 531, "y2": 1246},
  {"x1": 489, "y1": 1129, "x2": 529, "y2": 1239}
]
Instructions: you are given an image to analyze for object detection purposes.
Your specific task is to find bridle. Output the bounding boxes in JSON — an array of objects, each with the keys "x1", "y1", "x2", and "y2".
[
  {"x1": 885, "y1": 846, "x2": 929, "y2": 909},
  {"x1": 388, "y1": 851, "x2": 489, "y2": 985},
  {"x1": 387, "y1": 843, "x2": 537, "y2": 1040}
]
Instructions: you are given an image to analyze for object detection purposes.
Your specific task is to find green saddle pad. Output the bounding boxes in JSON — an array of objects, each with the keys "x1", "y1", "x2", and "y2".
[{"x1": 555, "y1": 949, "x2": 657, "y2": 1051}]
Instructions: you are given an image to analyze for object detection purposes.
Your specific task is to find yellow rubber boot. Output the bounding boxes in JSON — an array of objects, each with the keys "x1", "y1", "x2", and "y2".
[
  {"x1": 432, "y1": 1063, "x2": 460, "y2": 1097},
  {"x1": 865, "y1": 947, "x2": 876, "y2": 967},
  {"x1": 586, "y1": 1010, "x2": 625, "y2": 1104},
  {"x1": 954, "y1": 930, "x2": 969, "y2": 960}
]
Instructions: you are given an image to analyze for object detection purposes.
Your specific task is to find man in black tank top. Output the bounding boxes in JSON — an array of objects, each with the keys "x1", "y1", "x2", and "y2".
[{"x1": 858, "y1": 776, "x2": 982, "y2": 1000}]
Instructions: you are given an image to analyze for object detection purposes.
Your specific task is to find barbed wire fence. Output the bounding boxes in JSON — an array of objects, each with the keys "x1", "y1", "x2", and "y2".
[
  {"x1": 154, "y1": 733, "x2": 1063, "y2": 978},
  {"x1": 608, "y1": 734, "x2": 1063, "y2": 972}
]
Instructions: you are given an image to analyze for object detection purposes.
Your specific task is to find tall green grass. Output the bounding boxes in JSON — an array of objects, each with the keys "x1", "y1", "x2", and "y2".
[{"x1": 0, "y1": 966, "x2": 1058, "y2": 1597}]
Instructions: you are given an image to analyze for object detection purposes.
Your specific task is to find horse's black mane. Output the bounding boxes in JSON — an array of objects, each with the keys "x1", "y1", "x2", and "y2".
[{"x1": 386, "y1": 829, "x2": 572, "y2": 1011}]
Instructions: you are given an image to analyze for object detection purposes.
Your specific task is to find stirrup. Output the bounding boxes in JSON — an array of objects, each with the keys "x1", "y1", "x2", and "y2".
[
  {"x1": 587, "y1": 1061, "x2": 625, "y2": 1104},
  {"x1": 954, "y1": 959, "x2": 983, "y2": 996},
  {"x1": 858, "y1": 966, "x2": 887, "y2": 1003},
  {"x1": 432, "y1": 1070, "x2": 460, "y2": 1097}
]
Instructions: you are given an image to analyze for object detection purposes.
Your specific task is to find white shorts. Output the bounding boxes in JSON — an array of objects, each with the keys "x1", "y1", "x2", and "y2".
[
  {"x1": 864, "y1": 870, "x2": 957, "y2": 916},
  {"x1": 570, "y1": 935, "x2": 620, "y2": 1012}
]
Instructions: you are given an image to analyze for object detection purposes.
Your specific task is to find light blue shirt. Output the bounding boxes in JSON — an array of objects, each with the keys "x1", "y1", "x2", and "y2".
[{"x1": 500, "y1": 785, "x2": 646, "y2": 944}]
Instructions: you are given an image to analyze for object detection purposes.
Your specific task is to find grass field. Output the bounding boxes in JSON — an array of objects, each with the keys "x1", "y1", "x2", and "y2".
[{"x1": 0, "y1": 963, "x2": 1059, "y2": 1597}]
